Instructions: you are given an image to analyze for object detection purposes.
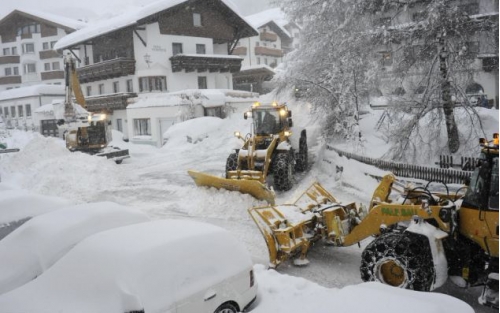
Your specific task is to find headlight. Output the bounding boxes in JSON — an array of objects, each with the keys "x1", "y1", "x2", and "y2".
[{"x1": 284, "y1": 131, "x2": 291, "y2": 137}]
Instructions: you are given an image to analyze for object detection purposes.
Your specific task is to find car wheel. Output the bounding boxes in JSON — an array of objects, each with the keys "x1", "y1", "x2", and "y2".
[
  {"x1": 214, "y1": 302, "x2": 238, "y2": 313},
  {"x1": 360, "y1": 232, "x2": 435, "y2": 291},
  {"x1": 273, "y1": 152, "x2": 293, "y2": 191},
  {"x1": 225, "y1": 153, "x2": 238, "y2": 178}
]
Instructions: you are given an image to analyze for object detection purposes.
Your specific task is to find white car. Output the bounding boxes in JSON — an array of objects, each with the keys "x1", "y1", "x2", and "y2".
[
  {"x1": 0, "y1": 202, "x2": 149, "y2": 295},
  {"x1": 0, "y1": 219, "x2": 257, "y2": 313}
]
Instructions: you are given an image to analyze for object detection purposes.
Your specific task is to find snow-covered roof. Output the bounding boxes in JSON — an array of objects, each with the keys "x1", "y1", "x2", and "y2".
[
  {"x1": 54, "y1": 0, "x2": 257, "y2": 50},
  {"x1": 127, "y1": 89, "x2": 258, "y2": 109},
  {"x1": 0, "y1": 9, "x2": 87, "y2": 31},
  {"x1": 0, "y1": 85, "x2": 65, "y2": 102},
  {"x1": 240, "y1": 64, "x2": 275, "y2": 73},
  {"x1": 245, "y1": 8, "x2": 291, "y2": 38}
]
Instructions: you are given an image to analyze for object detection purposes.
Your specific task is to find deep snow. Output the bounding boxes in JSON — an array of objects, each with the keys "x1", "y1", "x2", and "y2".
[{"x1": 0, "y1": 97, "x2": 497, "y2": 312}]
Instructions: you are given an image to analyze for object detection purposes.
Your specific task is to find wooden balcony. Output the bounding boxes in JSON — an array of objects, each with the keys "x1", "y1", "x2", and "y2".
[
  {"x1": 254, "y1": 46, "x2": 283, "y2": 57},
  {"x1": 41, "y1": 71, "x2": 64, "y2": 80},
  {"x1": 232, "y1": 46, "x2": 247, "y2": 56},
  {"x1": 260, "y1": 31, "x2": 278, "y2": 42},
  {"x1": 77, "y1": 58, "x2": 136, "y2": 83},
  {"x1": 0, "y1": 55, "x2": 20, "y2": 65},
  {"x1": 85, "y1": 92, "x2": 137, "y2": 112},
  {"x1": 0, "y1": 76, "x2": 21, "y2": 85},
  {"x1": 39, "y1": 50, "x2": 61, "y2": 60},
  {"x1": 170, "y1": 54, "x2": 242, "y2": 73}
]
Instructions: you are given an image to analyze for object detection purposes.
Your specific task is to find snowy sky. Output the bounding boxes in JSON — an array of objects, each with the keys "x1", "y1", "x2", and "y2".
[{"x1": 0, "y1": 0, "x2": 272, "y2": 21}]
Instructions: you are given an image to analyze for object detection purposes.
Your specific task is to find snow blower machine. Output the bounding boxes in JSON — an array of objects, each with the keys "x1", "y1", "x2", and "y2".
[
  {"x1": 188, "y1": 102, "x2": 308, "y2": 204},
  {"x1": 249, "y1": 133, "x2": 498, "y2": 308},
  {"x1": 55, "y1": 54, "x2": 129, "y2": 164}
]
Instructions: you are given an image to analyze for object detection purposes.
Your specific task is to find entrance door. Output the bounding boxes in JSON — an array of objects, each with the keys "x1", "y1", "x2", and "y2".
[{"x1": 158, "y1": 118, "x2": 175, "y2": 147}]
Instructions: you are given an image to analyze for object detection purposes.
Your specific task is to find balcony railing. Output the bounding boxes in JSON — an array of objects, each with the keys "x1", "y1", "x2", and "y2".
[
  {"x1": 41, "y1": 70, "x2": 64, "y2": 80},
  {"x1": 0, "y1": 76, "x2": 21, "y2": 85},
  {"x1": 39, "y1": 50, "x2": 61, "y2": 60},
  {"x1": 85, "y1": 92, "x2": 137, "y2": 112},
  {"x1": 260, "y1": 32, "x2": 278, "y2": 42},
  {"x1": 254, "y1": 46, "x2": 283, "y2": 58},
  {"x1": 170, "y1": 54, "x2": 242, "y2": 73},
  {"x1": 0, "y1": 55, "x2": 20, "y2": 65},
  {"x1": 77, "y1": 58, "x2": 136, "y2": 83},
  {"x1": 232, "y1": 47, "x2": 247, "y2": 56}
]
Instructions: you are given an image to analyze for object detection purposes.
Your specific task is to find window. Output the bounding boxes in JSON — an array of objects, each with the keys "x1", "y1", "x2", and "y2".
[
  {"x1": 139, "y1": 76, "x2": 167, "y2": 92},
  {"x1": 4, "y1": 107, "x2": 8, "y2": 117},
  {"x1": 126, "y1": 79, "x2": 133, "y2": 92},
  {"x1": 256, "y1": 42, "x2": 260, "y2": 47},
  {"x1": 17, "y1": 23, "x2": 40, "y2": 36},
  {"x1": 86, "y1": 86, "x2": 92, "y2": 97},
  {"x1": 11, "y1": 47, "x2": 17, "y2": 55},
  {"x1": 412, "y1": 11, "x2": 426, "y2": 22},
  {"x1": 113, "y1": 81, "x2": 120, "y2": 93},
  {"x1": 380, "y1": 51, "x2": 393, "y2": 66},
  {"x1": 24, "y1": 63, "x2": 36, "y2": 74},
  {"x1": 464, "y1": 41, "x2": 479, "y2": 58},
  {"x1": 52, "y1": 62, "x2": 60, "y2": 70},
  {"x1": 459, "y1": 3, "x2": 479, "y2": 15},
  {"x1": 172, "y1": 43, "x2": 183, "y2": 55},
  {"x1": 99, "y1": 84, "x2": 105, "y2": 95},
  {"x1": 4, "y1": 68, "x2": 11, "y2": 76},
  {"x1": 26, "y1": 104, "x2": 31, "y2": 117},
  {"x1": 264, "y1": 58, "x2": 268, "y2": 65},
  {"x1": 50, "y1": 41, "x2": 57, "y2": 49},
  {"x1": 198, "y1": 76, "x2": 207, "y2": 89},
  {"x1": 376, "y1": 17, "x2": 391, "y2": 27},
  {"x1": 18, "y1": 105, "x2": 23, "y2": 118},
  {"x1": 22, "y1": 43, "x2": 35, "y2": 54},
  {"x1": 43, "y1": 42, "x2": 49, "y2": 50},
  {"x1": 257, "y1": 57, "x2": 261, "y2": 65},
  {"x1": 196, "y1": 44, "x2": 206, "y2": 54},
  {"x1": 3, "y1": 48, "x2": 9, "y2": 56},
  {"x1": 13, "y1": 67, "x2": 19, "y2": 75},
  {"x1": 116, "y1": 119, "x2": 123, "y2": 132},
  {"x1": 10, "y1": 106, "x2": 15, "y2": 118},
  {"x1": 193, "y1": 13, "x2": 202, "y2": 27},
  {"x1": 134, "y1": 118, "x2": 151, "y2": 136},
  {"x1": 44, "y1": 63, "x2": 51, "y2": 71}
]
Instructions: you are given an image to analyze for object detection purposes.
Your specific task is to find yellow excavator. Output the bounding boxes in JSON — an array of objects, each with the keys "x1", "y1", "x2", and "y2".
[
  {"x1": 188, "y1": 102, "x2": 307, "y2": 204},
  {"x1": 249, "y1": 134, "x2": 498, "y2": 308},
  {"x1": 56, "y1": 54, "x2": 129, "y2": 164}
]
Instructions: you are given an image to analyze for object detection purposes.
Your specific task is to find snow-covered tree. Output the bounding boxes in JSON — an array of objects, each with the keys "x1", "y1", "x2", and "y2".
[{"x1": 275, "y1": 0, "x2": 498, "y2": 161}]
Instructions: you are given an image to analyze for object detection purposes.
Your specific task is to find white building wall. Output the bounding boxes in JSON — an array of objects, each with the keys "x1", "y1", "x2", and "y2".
[{"x1": 237, "y1": 26, "x2": 284, "y2": 68}]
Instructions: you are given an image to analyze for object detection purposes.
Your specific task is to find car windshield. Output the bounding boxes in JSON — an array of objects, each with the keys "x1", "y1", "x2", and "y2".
[
  {"x1": 464, "y1": 154, "x2": 499, "y2": 210},
  {"x1": 253, "y1": 109, "x2": 280, "y2": 135}
]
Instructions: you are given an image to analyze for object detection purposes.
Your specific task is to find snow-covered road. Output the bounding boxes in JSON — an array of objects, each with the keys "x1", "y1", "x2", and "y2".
[{"x1": 0, "y1": 103, "x2": 496, "y2": 312}]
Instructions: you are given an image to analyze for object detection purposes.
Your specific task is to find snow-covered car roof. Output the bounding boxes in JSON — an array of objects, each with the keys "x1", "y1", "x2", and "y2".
[
  {"x1": 0, "y1": 202, "x2": 149, "y2": 295},
  {"x1": 0, "y1": 219, "x2": 253, "y2": 313}
]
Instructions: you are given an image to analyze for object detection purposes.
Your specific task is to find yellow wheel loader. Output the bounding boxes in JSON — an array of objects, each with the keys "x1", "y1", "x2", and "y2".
[
  {"x1": 55, "y1": 54, "x2": 129, "y2": 164},
  {"x1": 249, "y1": 134, "x2": 498, "y2": 308},
  {"x1": 189, "y1": 102, "x2": 307, "y2": 204}
]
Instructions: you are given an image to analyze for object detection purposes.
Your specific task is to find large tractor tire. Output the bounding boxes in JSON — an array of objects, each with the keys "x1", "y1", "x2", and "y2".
[
  {"x1": 273, "y1": 153, "x2": 293, "y2": 191},
  {"x1": 295, "y1": 130, "x2": 308, "y2": 172},
  {"x1": 225, "y1": 153, "x2": 238, "y2": 178},
  {"x1": 360, "y1": 232, "x2": 435, "y2": 291}
]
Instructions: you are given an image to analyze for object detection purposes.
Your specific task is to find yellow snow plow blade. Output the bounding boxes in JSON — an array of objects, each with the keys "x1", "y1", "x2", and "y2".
[{"x1": 187, "y1": 170, "x2": 275, "y2": 205}]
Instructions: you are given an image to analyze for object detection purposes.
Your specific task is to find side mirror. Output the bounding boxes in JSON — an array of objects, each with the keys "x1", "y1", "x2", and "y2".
[
  {"x1": 108, "y1": 120, "x2": 112, "y2": 125},
  {"x1": 288, "y1": 118, "x2": 293, "y2": 127},
  {"x1": 288, "y1": 111, "x2": 292, "y2": 118}
]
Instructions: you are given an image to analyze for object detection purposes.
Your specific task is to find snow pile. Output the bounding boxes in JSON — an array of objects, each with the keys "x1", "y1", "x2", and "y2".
[
  {"x1": 0, "y1": 220, "x2": 253, "y2": 313},
  {"x1": 252, "y1": 264, "x2": 473, "y2": 313},
  {"x1": 0, "y1": 202, "x2": 149, "y2": 295},
  {"x1": 0, "y1": 189, "x2": 73, "y2": 224},
  {"x1": 0, "y1": 135, "x2": 124, "y2": 202}
]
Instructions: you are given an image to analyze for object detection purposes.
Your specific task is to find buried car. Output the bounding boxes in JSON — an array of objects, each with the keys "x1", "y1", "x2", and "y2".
[
  {"x1": 0, "y1": 202, "x2": 149, "y2": 295},
  {"x1": 0, "y1": 219, "x2": 257, "y2": 313}
]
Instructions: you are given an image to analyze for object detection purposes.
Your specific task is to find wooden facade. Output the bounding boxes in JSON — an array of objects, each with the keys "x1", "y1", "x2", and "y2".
[
  {"x1": 77, "y1": 58, "x2": 136, "y2": 83},
  {"x1": 170, "y1": 55, "x2": 242, "y2": 73},
  {"x1": 0, "y1": 55, "x2": 20, "y2": 65}
]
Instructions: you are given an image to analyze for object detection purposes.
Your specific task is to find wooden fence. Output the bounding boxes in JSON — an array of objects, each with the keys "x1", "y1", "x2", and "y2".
[{"x1": 326, "y1": 145, "x2": 472, "y2": 184}]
